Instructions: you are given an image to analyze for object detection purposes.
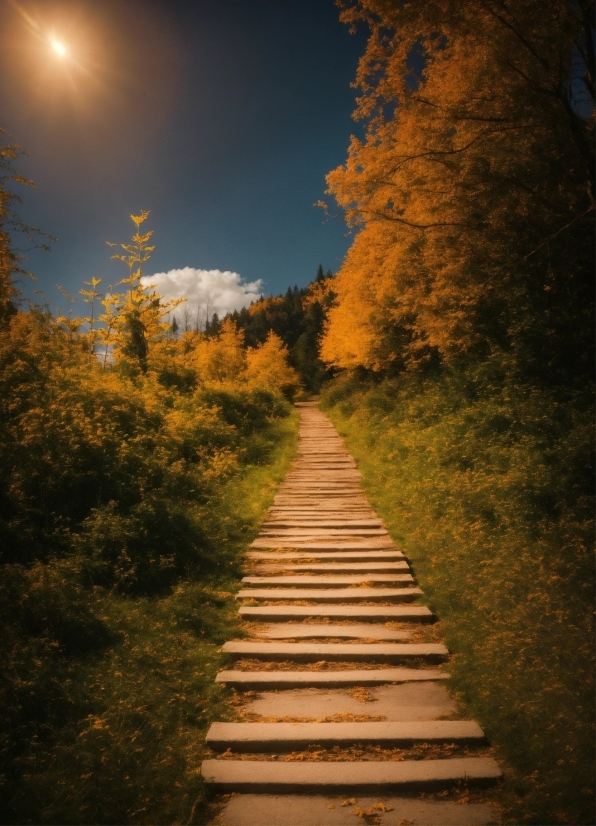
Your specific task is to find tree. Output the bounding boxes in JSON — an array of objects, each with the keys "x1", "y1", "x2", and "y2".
[
  {"x1": 0, "y1": 130, "x2": 53, "y2": 328},
  {"x1": 246, "y1": 331, "x2": 300, "y2": 398},
  {"x1": 193, "y1": 318, "x2": 247, "y2": 385},
  {"x1": 106, "y1": 212, "x2": 183, "y2": 373},
  {"x1": 221, "y1": 266, "x2": 336, "y2": 391},
  {"x1": 322, "y1": 0, "x2": 594, "y2": 383}
]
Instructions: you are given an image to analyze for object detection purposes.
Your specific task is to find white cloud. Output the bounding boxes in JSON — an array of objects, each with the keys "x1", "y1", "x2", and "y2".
[{"x1": 142, "y1": 267, "x2": 263, "y2": 318}]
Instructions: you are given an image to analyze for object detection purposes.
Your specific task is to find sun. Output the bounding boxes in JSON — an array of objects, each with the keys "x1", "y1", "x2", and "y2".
[{"x1": 50, "y1": 38, "x2": 68, "y2": 58}]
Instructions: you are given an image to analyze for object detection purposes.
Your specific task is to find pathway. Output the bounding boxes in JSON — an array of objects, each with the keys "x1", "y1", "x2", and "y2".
[{"x1": 203, "y1": 403, "x2": 501, "y2": 825}]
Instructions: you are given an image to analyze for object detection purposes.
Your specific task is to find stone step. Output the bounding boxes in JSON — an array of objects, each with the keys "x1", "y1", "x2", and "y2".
[
  {"x1": 271, "y1": 501, "x2": 369, "y2": 505},
  {"x1": 243, "y1": 683, "x2": 457, "y2": 722},
  {"x1": 287, "y1": 480, "x2": 360, "y2": 485},
  {"x1": 278, "y1": 474, "x2": 361, "y2": 482},
  {"x1": 267, "y1": 513, "x2": 378, "y2": 521},
  {"x1": 292, "y1": 455, "x2": 354, "y2": 459},
  {"x1": 289, "y1": 474, "x2": 358, "y2": 478},
  {"x1": 290, "y1": 461, "x2": 357, "y2": 465},
  {"x1": 287, "y1": 468, "x2": 360, "y2": 474},
  {"x1": 293, "y1": 452, "x2": 353, "y2": 456},
  {"x1": 235, "y1": 587, "x2": 422, "y2": 603},
  {"x1": 222, "y1": 641, "x2": 448, "y2": 662},
  {"x1": 262, "y1": 520, "x2": 383, "y2": 529},
  {"x1": 247, "y1": 551, "x2": 406, "y2": 561},
  {"x1": 251, "y1": 538, "x2": 396, "y2": 549},
  {"x1": 274, "y1": 494, "x2": 369, "y2": 502},
  {"x1": 239, "y1": 605, "x2": 434, "y2": 622},
  {"x1": 255, "y1": 624, "x2": 414, "y2": 640},
  {"x1": 295, "y1": 450, "x2": 350, "y2": 453},
  {"x1": 295, "y1": 447, "x2": 352, "y2": 450},
  {"x1": 283, "y1": 483, "x2": 362, "y2": 488},
  {"x1": 258, "y1": 529, "x2": 389, "y2": 537},
  {"x1": 206, "y1": 720, "x2": 484, "y2": 752},
  {"x1": 257, "y1": 563, "x2": 409, "y2": 573},
  {"x1": 291, "y1": 463, "x2": 356, "y2": 468},
  {"x1": 277, "y1": 486, "x2": 362, "y2": 492},
  {"x1": 201, "y1": 758, "x2": 501, "y2": 793},
  {"x1": 277, "y1": 491, "x2": 362, "y2": 497},
  {"x1": 281, "y1": 474, "x2": 357, "y2": 478},
  {"x1": 290, "y1": 460, "x2": 355, "y2": 463},
  {"x1": 273, "y1": 485, "x2": 369, "y2": 492},
  {"x1": 216, "y1": 794, "x2": 501, "y2": 826},
  {"x1": 271, "y1": 502, "x2": 371, "y2": 509},
  {"x1": 273, "y1": 489, "x2": 370, "y2": 498},
  {"x1": 275, "y1": 492, "x2": 363, "y2": 498},
  {"x1": 267, "y1": 506, "x2": 371, "y2": 512},
  {"x1": 241, "y1": 575, "x2": 413, "y2": 587},
  {"x1": 215, "y1": 668, "x2": 449, "y2": 690},
  {"x1": 272, "y1": 502, "x2": 371, "y2": 509},
  {"x1": 285, "y1": 477, "x2": 362, "y2": 482}
]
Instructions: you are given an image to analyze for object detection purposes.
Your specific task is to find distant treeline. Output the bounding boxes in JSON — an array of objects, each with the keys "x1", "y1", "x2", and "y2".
[{"x1": 187, "y1": 264, "x2": 335, "y2": 393}]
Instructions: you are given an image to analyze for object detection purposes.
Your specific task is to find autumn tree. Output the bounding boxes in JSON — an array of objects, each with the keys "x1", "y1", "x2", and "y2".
[
  {"x1": 322, "y1": 0, "x2": 594, "y2": 383},
  {"x1": 193, "y1": 318, "x2": 248, "y2": 385},
  {"x1": 246, "y1": 331, "x2": 300, "y2": 398},
  {"x1": 0, "y1": 130, "x2": 53, "y2": 328},
  {"x1": 226, "y1": 266, "x2": 335, "y2": 391},
  {"x1": 105, "y1": 211, "x2": 183, "y2": 373}
]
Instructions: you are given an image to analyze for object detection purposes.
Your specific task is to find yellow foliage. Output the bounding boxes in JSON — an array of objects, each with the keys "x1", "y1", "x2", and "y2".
[
  {"x1": 322, "y1": 1, "x2": 593, "y2": 371},
  {"x1": 246, "y1": 331, "x2": 300, "y2": 397},
  {"x1": 248, "y1": 296, "x2": 284, "y2": 316},
  {"x1": 193, "y1": 319, "x2": 247, "y2": 385},
  {"x1": 103, "y1": 212, "x2": 184, "y2": 373},
  {"x1": 301, "y1": 279, "x2": 328, "y2": 311}
]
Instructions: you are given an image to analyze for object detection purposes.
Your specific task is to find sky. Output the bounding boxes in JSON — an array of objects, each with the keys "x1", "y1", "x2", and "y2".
[{"x1": 0, "y1": 0, "x2": 369, "y2": 315}]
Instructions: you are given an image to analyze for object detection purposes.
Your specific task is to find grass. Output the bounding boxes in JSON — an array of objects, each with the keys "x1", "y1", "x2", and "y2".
[
  {"x1": 321, "y1": 373, "x2": 594, "y2": 825},
  {"x1": 1, "y1": 410, "x2": 299, "y2": 826}
]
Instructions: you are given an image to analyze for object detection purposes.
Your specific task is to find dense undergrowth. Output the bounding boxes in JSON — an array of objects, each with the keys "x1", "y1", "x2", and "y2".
[
  {"x1": 0, "y1": 391, "x2": 298, "y2": 824},
  {"x1": 322, "y1": 370, "x2": 594, "y2": 825},
  {"x1": 0, "y1": 260, "x2": 300, "y2": 823}
]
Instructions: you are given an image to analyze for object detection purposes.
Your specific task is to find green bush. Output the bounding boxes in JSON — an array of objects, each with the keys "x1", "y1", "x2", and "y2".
[
  {"x1": 198, "y1": 386, "x2": 291, "y2": 434},
  {"x1": 322, "y1": 370, "x2": 594, "y2": 824}
]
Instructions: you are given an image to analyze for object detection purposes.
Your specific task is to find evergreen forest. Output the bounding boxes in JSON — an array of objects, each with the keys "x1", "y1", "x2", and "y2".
[{"x1": 0, "y1": 1, "x2": 594, "y2": 824}]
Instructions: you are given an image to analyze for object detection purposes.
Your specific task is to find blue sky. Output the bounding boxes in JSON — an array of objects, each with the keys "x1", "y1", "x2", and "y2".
[{"x1": 1, "y1": 0, "x2": 368, "y2": 312}]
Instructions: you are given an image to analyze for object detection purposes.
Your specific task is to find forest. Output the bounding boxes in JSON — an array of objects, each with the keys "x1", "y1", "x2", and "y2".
[{"x1": 0, "y1": 0, "x2": 594, "y2": 823}]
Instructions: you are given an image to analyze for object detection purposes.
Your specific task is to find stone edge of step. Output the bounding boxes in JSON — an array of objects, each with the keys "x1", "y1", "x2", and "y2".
[{"x1": 200, "y1": 757, "x2": 503, "y2": 791}]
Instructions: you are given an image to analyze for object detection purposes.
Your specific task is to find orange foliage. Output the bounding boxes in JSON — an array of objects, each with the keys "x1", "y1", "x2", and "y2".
[
  {"x1": 246, "y1": 331, "x2": 300, "y2": 397},
  {"x1": 322, "y1": 1, "x2": 594, "y2": 373}
]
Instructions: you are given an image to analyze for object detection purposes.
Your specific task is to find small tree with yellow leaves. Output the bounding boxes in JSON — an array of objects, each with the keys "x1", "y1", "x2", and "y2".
[
  {"x1": 193, "y1": 318, "x2": 247, "y2": 385},
  {"x1": 79, "y1": 276, "x2": 102, "y2": 353},
  {"x1": 106, "y1": 211, "x2": 183, "y2": 373},
  {"x1": 246, "y1": 331, "x2": 300, "y2": 399}
]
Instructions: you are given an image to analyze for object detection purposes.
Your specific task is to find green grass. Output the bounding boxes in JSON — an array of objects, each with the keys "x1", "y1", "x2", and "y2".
[
  {"x1": 1, "y1": 411, "x2": 299, "y2": 826},
  {"x1": 321, "y1": 374, "x2": 594, "y2": 825}
]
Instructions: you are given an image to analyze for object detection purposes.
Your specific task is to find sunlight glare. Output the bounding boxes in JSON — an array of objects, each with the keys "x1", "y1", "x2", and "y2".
[{"x1": 50, "y1": 38, "x2": 68, "y2": 58}]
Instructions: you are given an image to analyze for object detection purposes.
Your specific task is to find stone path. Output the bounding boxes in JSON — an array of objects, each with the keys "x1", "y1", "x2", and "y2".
[{"x1": 203, "y1": 403, "x2": 501, "y2": 825}]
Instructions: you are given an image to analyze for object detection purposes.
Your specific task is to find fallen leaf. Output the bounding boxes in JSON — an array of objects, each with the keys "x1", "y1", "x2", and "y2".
[{"x1": 373, "y1": 801, "x2": 394, "y2": 812}]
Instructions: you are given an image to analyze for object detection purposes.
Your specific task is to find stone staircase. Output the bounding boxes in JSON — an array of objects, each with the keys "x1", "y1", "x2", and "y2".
[{"x1": 202, "y1": 402, "x2": 501, "y2": 825}]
